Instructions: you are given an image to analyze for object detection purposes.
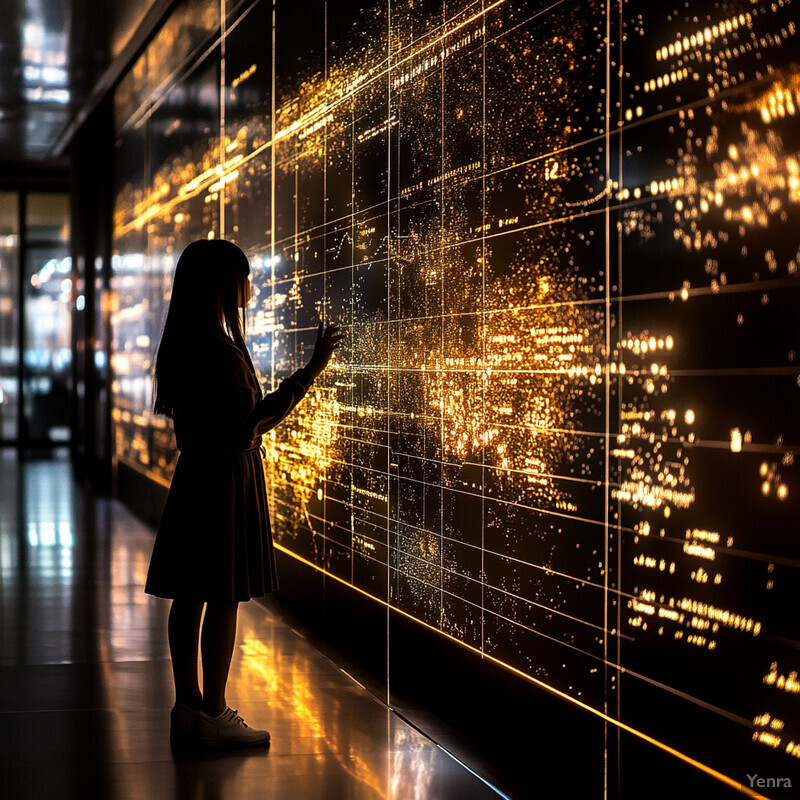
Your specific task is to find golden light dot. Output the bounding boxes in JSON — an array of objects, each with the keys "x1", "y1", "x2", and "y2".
[
  {"x1": 685, "y1": 410, "x2": 695, "y2": 424},
  {"x1": 762, "y1": 481, "x2": 771, "y2": 496},
  {"x1": 760, "y1": 462, "x2": 769, "y2": 476},
  {"x1": 778, "y1": 485, "x2": 788, "y2": 500}
]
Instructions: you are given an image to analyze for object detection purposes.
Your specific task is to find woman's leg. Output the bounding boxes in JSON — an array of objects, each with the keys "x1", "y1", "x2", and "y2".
[
  {"x1": 168, "y1": 599, "x2": 204, "y2": 708},
  {"x1": 200, "y1": 600, "x2": 239, "y2": 717}
]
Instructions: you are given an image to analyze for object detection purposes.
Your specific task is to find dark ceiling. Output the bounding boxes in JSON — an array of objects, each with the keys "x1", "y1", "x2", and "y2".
[{"x1": 0, "y1": 0, "x2": 156, "y2": 175}]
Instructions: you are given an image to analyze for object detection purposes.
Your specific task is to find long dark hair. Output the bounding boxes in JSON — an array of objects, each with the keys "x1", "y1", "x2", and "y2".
[{"x1": 153, "y1": 239, "x2": 254, "y2": 417}]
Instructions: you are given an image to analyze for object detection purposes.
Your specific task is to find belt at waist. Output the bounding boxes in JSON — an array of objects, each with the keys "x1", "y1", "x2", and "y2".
[
  {"x1": 238, "y1": 442, "x2": 265, "y2": 456},
  {"x1": 178, "y1": 441, "x2": 264, "y2": 459}
]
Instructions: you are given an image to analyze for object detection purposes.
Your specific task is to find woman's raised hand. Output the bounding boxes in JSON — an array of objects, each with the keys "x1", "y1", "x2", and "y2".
[{"x1": 305, "y1": 321, "x2": 344, "y2": 379}]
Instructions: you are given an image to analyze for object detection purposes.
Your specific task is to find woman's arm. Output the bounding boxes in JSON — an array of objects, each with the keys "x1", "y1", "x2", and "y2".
[
  {"x1": 244, "y1": 368, "x2": 314, "y2": 439},
  {"x1": 241, "y1": 322, "x2": 343, "y2": 442}
]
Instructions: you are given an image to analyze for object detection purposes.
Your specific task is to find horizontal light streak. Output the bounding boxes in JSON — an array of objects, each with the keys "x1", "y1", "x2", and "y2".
[
  {"x1": 272, "y1": 488, "x2": 611, "y2": 593},
  {"x1": 270, "y1": 461, "x2": 800, "y2": 571}
]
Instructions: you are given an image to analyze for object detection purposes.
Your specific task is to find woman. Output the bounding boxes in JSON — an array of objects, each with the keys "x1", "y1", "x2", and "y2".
[{"x1": 144, "y1": 238, "x2": 341, "y2": 748}]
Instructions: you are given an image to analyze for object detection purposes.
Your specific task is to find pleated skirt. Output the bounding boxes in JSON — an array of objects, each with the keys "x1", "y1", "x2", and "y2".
[{"x1": 144, "y1": 445, "x2": 278, "y2": 601}]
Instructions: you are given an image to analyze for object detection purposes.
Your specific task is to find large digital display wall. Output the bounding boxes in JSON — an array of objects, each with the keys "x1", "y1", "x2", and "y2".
[{"x1": 112, "y1": 0, "x2": 799, "y2": 794}]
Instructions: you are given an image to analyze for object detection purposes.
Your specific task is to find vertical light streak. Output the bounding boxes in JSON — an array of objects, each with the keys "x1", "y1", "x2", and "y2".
[
  {"x1": 440, "y1": 1, "x2": 446, "y2": 631},
  {"x1": 323, "y1": 0, "x2": 332, "y2": 590},
  {"x1": 613, "y1": 0, "x2": 624, "y2": 793},
  {"x1": 270, "y1": 0, "x2": 277, "y2": 393},
  {"x1": 480, "y1": 0, "x2": 487, "y2": 657},
  {"x1": 603, "y1": 0, "x2": 612, "y2": 798},
  {"x1": 386, "y1": 0, "x2": 393, "y2": 710},
  {"x1": 603, "y1": 1, "x2": 612, "y2": 795},
  {"x1": 219, "y1": 0, "x2": 226, "y2": 236},
  {"x1": 350, "y1": 68, "x2": 357, "y2": 590}
]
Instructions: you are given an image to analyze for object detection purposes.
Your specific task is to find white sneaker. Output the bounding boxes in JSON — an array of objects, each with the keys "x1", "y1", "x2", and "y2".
[
  {"x1": 170, "y1": 704, "x2": 201, "y2": 745},
  {"x1": 195, "y1": 707, "x2": 271, "y2": 748}
]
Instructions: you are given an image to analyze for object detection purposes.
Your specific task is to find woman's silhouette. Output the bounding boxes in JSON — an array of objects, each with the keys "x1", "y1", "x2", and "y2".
[{"x1": 144, "y1": 239, "x2": 341, "y2": 748}]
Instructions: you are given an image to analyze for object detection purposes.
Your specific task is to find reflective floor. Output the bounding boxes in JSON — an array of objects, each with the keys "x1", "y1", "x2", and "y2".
[{"x1": 0, "y1": 451, "x2": 505, "y2": 800}]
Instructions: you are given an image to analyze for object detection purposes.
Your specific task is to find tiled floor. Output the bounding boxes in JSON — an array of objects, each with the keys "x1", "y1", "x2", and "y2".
[{"x1": 0, "y1": 451, "x2": 506, "y2": 799}]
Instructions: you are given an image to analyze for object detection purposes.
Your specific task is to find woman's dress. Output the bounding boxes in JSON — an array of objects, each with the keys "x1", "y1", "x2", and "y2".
[{"x1": 144, "y1": 333, "x2": 313, "y2": 601}]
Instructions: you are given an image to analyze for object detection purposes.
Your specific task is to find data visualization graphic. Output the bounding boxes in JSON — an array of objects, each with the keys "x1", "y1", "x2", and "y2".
[{"x1": 112, "y1": 0, "x2": 800, "y2": 791}]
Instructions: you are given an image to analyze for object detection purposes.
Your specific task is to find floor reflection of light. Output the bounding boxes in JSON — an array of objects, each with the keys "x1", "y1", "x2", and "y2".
[
  {"x1": 238, "y1": 633, "x2": 387, "y2": 798},
  {"x1": 25, "y1": 520, "x2": 74, "y2": 580},
  {"x1": 58, "y1": 521, "x2": 73, "y2": 547},
  {"x1": 25, "y1": 520, "x2": 74, "y2": 548},
  {"x1": 238, "y1": 629, "x2": 500, "y2": 799},
  {"x1": 390, "y1": 727, "x2": 434, "y2": 800},
  {"x1": 0, "y1": 528, "x2": 14, "y2": 578},
  {"x1": 27, "y1": 522, "x2": 38, "y2": 547}
]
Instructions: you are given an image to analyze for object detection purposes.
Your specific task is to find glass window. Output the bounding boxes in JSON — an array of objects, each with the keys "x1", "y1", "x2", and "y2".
[
  {"x1": 23, "y1": 193, "x2": 71, "y2": 443},
  {"x1": 0, "y1": 192, "x2": 19, "y2": 441},
  {"x1": 26, "y1": 193, "x2": 70, "y2": 244}
]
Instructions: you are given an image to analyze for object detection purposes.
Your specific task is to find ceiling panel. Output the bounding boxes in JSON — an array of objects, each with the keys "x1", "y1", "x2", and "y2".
[{"x1": 0, "y1": 0, "x2": 157, "y2": 171}]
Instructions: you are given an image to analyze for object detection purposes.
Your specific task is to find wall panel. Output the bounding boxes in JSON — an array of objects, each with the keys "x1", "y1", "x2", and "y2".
[{"x1": 112, "y1": 1, "x2": 800, "y2": 795}]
